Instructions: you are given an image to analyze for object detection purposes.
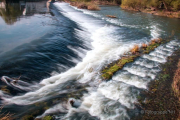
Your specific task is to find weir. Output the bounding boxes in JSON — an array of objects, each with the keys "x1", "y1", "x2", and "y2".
[{"x1": 0, "y1": 1, "x2": 179, "y2": 119}]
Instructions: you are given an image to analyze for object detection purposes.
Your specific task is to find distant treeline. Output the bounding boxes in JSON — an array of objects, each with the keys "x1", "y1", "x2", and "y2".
[
  {"x1": 68, "y1": 0, "x2": 180, "y2": 11},
  {"x1": 121, "y1": 0, "x2": 180, "y2": 11}
]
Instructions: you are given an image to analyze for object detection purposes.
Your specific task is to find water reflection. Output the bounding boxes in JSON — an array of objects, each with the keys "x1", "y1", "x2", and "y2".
[
  {"x1": 47, "y1": 0, "x2": 51, "y2": 12},
  {"x1": 0, "y1": 0, "x2": 52, "y2": 25},
  {"x1": 0, "y1": 0, "x2": 55, "y2": 56},
  {"x1": 0, "y1": 1, "x2": 22, "y2": 25}
]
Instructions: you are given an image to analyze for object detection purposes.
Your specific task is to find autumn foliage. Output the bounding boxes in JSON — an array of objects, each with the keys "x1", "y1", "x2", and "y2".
[{"x1": 130, "y1": 45, "x2": 139, "y2": 54}]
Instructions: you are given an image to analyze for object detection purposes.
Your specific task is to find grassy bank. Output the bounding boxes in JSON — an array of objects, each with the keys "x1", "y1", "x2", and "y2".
[
  {"x1": 138, "y1": 48, "x2": 180, "y2": 119},
  {"x1": 101, "y1": 38, "x2": 164, "y2": 80}
]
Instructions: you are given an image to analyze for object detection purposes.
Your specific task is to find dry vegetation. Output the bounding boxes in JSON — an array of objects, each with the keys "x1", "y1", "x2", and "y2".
[
  {"x1": 121, "y1": 0, "x2": 180, "y2": 11},
  {"x1": 172, "y1": 59, "x2": 180, "y2": 101},
  {"x1": 87, "y1": 3, "x2": 100, "y2": 10},
  {"x1": 150, "y1": 38, "x2": 162, "y2": 45},
  {"x1": 65, "y1": 0, "x2": 180, "y2": 18},
  {"x1": 142, "y1": 43, "x2": 147, "y2": 48},
  {"x1": 130, "y1": 45, "x2": 139, "y2": 54},
  {"x1": 0, "y1": 107, "x2": 13, "y2": 120},
  {"x1": 121, "y1": 0, "x2": 180, "y2": 18},
  {"x1": 66, "y1": 0, "x2": 100, "y2": 10}
]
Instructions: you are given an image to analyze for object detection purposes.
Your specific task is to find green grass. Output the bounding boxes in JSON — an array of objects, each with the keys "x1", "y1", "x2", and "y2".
[
  {"x1": 43, "y1": 116, "x2": 54, "y2": 120},
  {"x1": 101, "y1": 56, "x2": 136, "y2": 79},
  {"x1": 161, "y1": 74, "x2": 170, "y2": 80}
]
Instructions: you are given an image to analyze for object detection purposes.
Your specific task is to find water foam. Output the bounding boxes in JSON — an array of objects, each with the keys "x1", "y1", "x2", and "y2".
[
  {"x1": 1, "y1": 2, "x2": 180, "y2": 120},
  {"x1": 1, "y1": 2, "x2": 134, "y2": 106},
  {"x1": 79, "y1": 92, "x2": 130, "y2": 120}
]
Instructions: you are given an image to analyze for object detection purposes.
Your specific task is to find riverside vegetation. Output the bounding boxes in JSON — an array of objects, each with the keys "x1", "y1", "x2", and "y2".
[
  {"x1": 121, "y1": 0, "x2": 180, "y2": 11},
  {"x1": 63, "y1": 0, "x2": 180, "y2": 18},
  {"x1": 63, "y1": 0, "x2": 121, "y2": 10},
  {"x1": 121, "y1": 0, "x2": 180, "y2": 18}
]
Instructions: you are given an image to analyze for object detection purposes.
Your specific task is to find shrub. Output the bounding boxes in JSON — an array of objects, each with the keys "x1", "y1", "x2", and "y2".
[
  {"x1": 0, "y1": 107, "x2": 13, "y2": 120},
  {"x1": 156, "y1": 38, "x2": 162, "y2": 43},
  {"x1": 150, "y1": 38, "x2": 162, "y2": 45},
  {"x1": 87, "y1": 3, "x2": 100, "y2": 10},
  {"x1": 172, "y1": 1, "x2": 180, "y2": 11},
  {"x1": 43, "y1": 116, "x2": 53, "y2": 120},
  {"x1": 150, "y1": 39, "x2": 157, "y2": 45},
  {"x1": 121, "y1": 0, "x2": 180, "y2": 10},
  {"x1": 77, "y1": 2, "x2": 88, "y2": 9},
  {"x1": 142, "y1": 43, "x2": 147, "y2": 48},
  {"x1": 130, "y1": 45, "x2": 139, "y2": 54}
]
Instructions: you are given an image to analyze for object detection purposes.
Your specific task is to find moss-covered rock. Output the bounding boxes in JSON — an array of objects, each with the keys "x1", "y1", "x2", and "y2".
[
  {"x1": 43, "y1": 115, "x2": 54, "y2": 120},
  {"x1": 101, "y1": 38, "x2": 170, "y2": 80}
]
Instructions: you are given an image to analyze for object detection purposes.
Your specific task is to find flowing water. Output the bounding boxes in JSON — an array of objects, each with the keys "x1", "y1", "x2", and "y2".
[{"x1": 0, "y1": 1, "x2": 180, "y2": 119}]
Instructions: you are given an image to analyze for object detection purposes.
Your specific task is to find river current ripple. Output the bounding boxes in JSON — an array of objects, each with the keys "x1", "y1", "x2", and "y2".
[{"x1": 0, "y1": 1, "x2": 180, "y2": 120}]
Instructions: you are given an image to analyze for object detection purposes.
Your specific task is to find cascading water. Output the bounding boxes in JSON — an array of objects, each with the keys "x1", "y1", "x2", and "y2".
[{"x1": 0, "y1": 1, "x2": 180, "y2": 120}]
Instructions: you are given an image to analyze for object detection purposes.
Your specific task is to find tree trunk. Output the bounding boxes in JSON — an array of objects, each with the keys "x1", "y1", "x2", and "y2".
[{"x1": 162, "y1": 0, "x2": 168, "y2": 10}]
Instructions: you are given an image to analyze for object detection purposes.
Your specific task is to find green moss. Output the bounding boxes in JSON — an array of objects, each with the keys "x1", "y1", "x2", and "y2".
[
  {"x1": 101, "y1": 56, "x2": 136, "y2": 79},
  {"x1": 144, "y1": 43, "x2": 160, "y2": 51},
  {"x1": 120, "y1": 57, "x2": 133, "y2": 64},
  {"x1": 161, "y1": 74, "x2": 170, "y2": 80},
  {"x1": 143, "y1": 50, "x2": 150, "y2": 54},
  {"x1": 137, "y1": 95, "x2": 142, "y2": 100},
  {"x1": 43, "y1": 115, "x2": 54, "y2": 120}
]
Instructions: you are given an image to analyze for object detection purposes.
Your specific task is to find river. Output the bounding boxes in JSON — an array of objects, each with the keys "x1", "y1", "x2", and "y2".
[{"x1": 0, "y1": 1, "x2": 180, "y2": 119}]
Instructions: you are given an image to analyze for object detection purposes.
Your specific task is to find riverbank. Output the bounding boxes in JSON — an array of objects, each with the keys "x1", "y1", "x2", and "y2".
[
  {"x1": 64, "y1": 0, "x2": 100, "y2": 10},
  {"x1": 62, "y1": 0, "x2": 180, "y2": 18},
  {"x1": 138, "y1": 48, "x2": 180, "y2": 119},
  {"x1": 63, "y1": 0, "x2": 119, "y2": 11},
  {"x1": 121, "y1": 6, "x2": 180, "y2": 19},
  {"x1": 63, "y1": 0, "x2": 180, "y2": 18}
]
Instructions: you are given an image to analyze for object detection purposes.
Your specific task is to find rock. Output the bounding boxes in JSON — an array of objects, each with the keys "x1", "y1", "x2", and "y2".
[
  {"x1": 69, "y1": 99, "x2": 81, "y2": 108},
  {"x1": 106, "y1": 15, "x2": 117, "y2": 18}
]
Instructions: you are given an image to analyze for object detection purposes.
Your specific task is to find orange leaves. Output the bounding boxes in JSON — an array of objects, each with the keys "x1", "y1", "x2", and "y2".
[{"x1": 130, "y1": 45, "x2": 139, "y2": 54}]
